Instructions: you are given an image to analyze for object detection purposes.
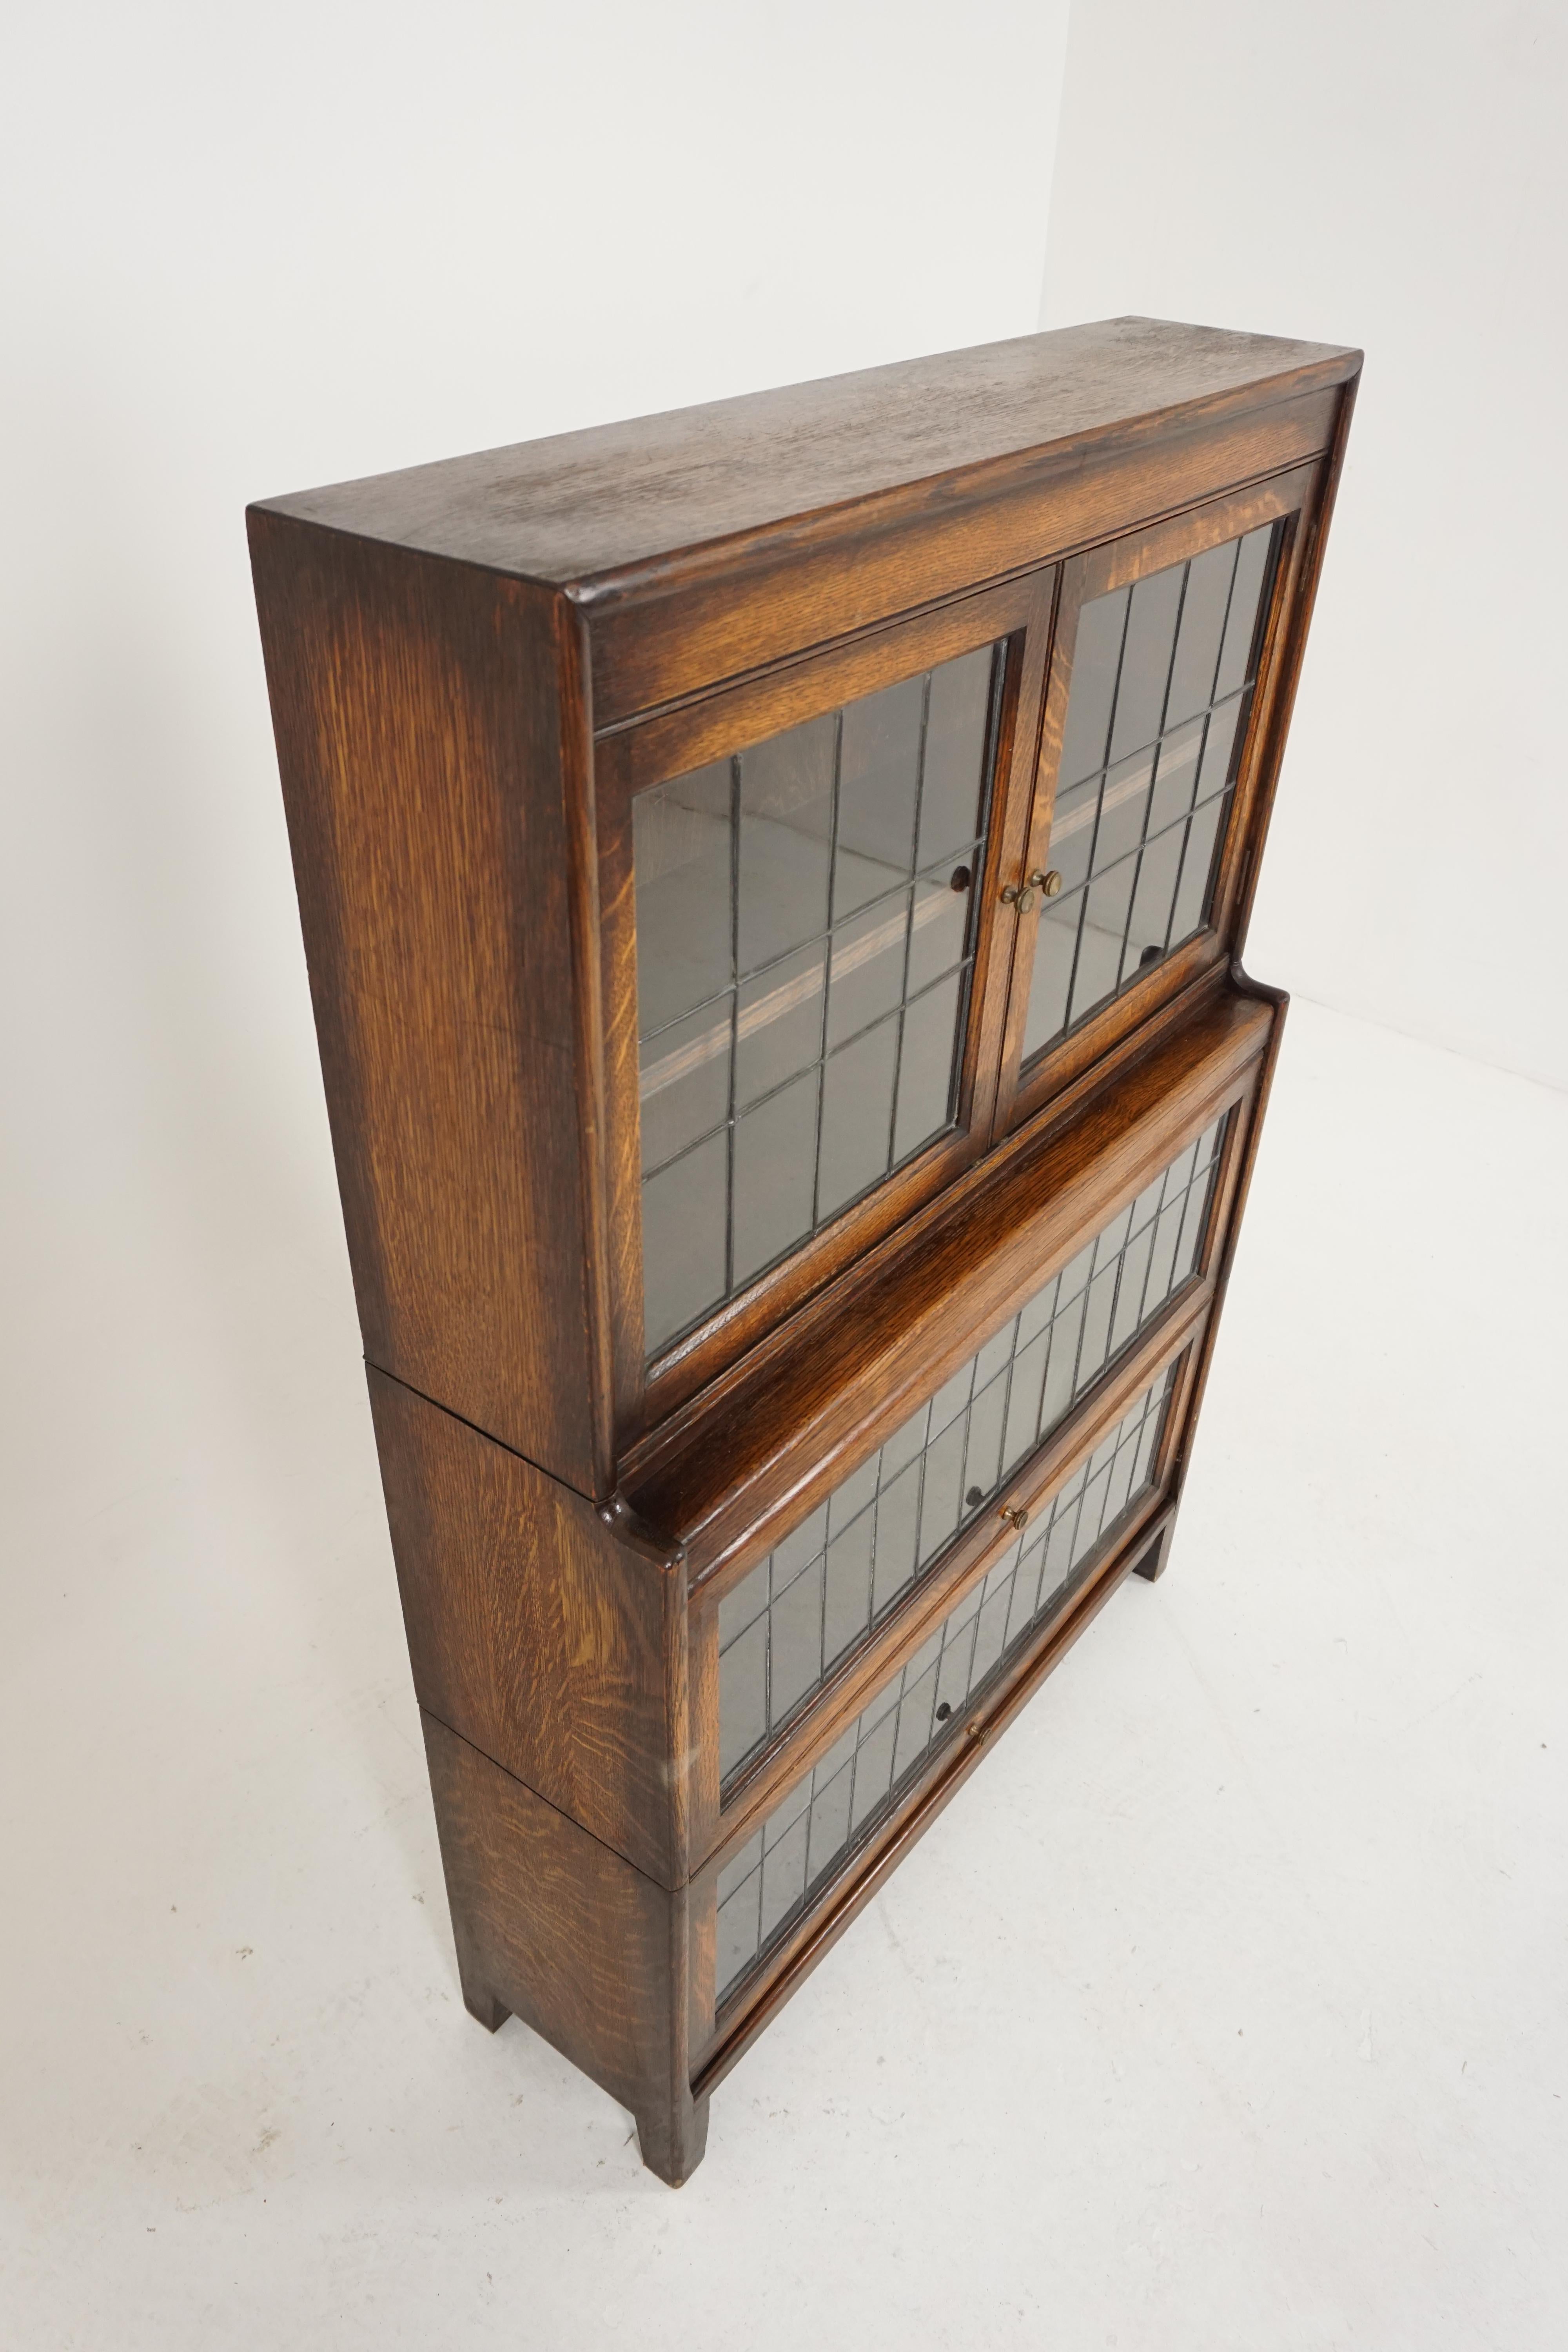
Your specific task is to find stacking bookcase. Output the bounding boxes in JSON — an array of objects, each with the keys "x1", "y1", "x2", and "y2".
[{"x1": 249, "y1": 316, "x2": 1359, "y2": 2182}]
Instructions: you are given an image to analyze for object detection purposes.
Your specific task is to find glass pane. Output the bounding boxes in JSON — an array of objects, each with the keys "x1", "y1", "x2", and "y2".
[
  {"x1": 639, "y1": 997, "x2": 731, "y2": 1175},
  {"x1": 1058, "y1": 586, "x2": 1127, "y2": 788},
  {"x1": 817, "y1": 1016, "x2": 898, "y2": 1218},
  {"x1": 1147, "y1": 717, "x2": 1205, "y2": 836},
  {"x1": 715, "y1": 1362, "x2": 1178, "y2": 2006},
  {"x1": 827, "y1": 1453, "x2": 879, "y2": 1537},
  {"x1": 906, "y1": 866, "x2": 971, "y2": 996},
  {"x1": 768, "y1": 1557, "x2": 826, "y2": 1720},
  {"x1": 633, "y1": 760, "x2": 732, "y2": 1033},
  {"x1": 824, "y1": 1512, "x2": 875, "y2": 1663},
  {"x1": 1108, "y1": 564, "x2": 1184, "y2": 763},
  {"x1": 718, "y1": 1614, "x2": 767, "y2": 1780},
  {"x1": 892, "y1": 971, "x2": 962, "y2": 1165},
  {"x1": 735, "y1": 942, "x2": 824, "y2": 1106},
  {"x1": 871, "y1": 1463, "x2": 922, "y2": 1615},
  {"x1": 731, "y1": 1072, "x2": 818, "y2": 1287},
  {"x1": 738, "y1": 717, "x2": 835, "y2": 973},
  {"x1": 715, "y1": 1119, "x2": 1225, "y2": 1786},
  {"x1": 1120, "y1": 824, "x2": 1186, "y2": 984},
  {"x1": 834, "y1": 675, "x2": 924, "y2": 917},
  {"x1": 1165, "y1": 540, "x2": 1238, "y2": 726},
  {"x1": 1020, "y1": 890, "x2": 1080, "y2": 1061},
  {"x1": 1216, "y1": 526, "x2": 1275, "y2": 698},
  {"x1": 916, "y1": 1412, "x2": 967, "y2": 1563},
  {"x1": 1070, "y1": 862, "x2": 1137, "y2": 1024},
  {"x1": 633, "y1": 641, "x2": 1003, "y2": 1356},
  {"x1": 1169, "y1": 791, "x2": 1229, "y2": 947},
  {"x1": 827, "y1": 894, "x2": 909, "y2": 1049},
  {"x1": 641, "y1": 1131, "x2": 727, "y2": 1357},
  {"x1": 918, "y1": 646, "x2": 994, "y2": 866},
  {"x1": 1023, "y1": 523, "x2": 1280, "y2": 1072}
]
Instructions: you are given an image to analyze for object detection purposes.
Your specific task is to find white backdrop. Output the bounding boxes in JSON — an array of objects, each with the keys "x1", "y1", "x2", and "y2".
[
  {"x1": 1042, "y1": 0, "x2": 1568, "y2": 1090},
  {"x1": 5, "y1": 6, "x2": 1568, "y2": 2341},
  {"x1": 0, "y1": 0, "x2": 1071, "y2": 1560}
]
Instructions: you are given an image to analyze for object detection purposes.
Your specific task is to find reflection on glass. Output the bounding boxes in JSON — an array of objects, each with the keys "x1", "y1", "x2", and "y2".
[
  {"x1": 716, "y1": 1116, "x2": 1225, "y2": 1783},
  {"x1": 1022, "y1": 522, "x2": 1280, "y2": 1063},
  {"x1": 715, "y1": 1365, "x2": 1177, "y2": 2005},
  {"x1": 634, "y1": 643, "x2": 1002, "y2": 1357}
]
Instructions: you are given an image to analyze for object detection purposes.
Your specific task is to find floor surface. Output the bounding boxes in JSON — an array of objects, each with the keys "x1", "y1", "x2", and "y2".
[{"x1": 4, "y1": 1000, "x2": 1566, "y2": 2348}]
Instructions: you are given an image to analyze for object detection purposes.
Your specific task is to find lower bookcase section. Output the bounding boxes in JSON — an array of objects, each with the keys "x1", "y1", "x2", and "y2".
[
  {"x1": 715, "y1": 1116, "x2": 1224, "y2": 1786},
  {"x1": 713, "y1": 1362, "x2": 1175, "y2": 2009}
]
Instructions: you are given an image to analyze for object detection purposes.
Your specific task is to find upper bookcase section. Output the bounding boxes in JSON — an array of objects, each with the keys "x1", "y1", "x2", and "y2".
[
  {"x1": 250, "y1": 318, "x2": 1358, "y2": 1503},
  {"x1": 256, "y1": 316, "x2": 1359, "y2": 728}
]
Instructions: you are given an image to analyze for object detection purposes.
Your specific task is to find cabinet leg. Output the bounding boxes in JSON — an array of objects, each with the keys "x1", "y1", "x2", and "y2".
[
  {"x1": 633, "y1": 2088, "x2": 710, "y2": 2187},
  {"x1": 451, "y1": 1911, "x2": 510, "y2": 2033},
  {"x1": 1131, "y1": 1520, "x2": 1173, "y2": 1583}
]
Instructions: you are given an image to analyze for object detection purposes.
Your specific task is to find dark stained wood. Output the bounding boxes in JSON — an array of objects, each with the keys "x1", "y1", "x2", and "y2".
[
  {"x1": 585, "y1": 390, "x2": 1339, "y2": 724},
  {"x1": 1129, "y1": 1506, "x2": 1177, "y2": 1582},
  {"x1": 248, "y1": 514, "x2": 613, "y2": 1496},
  {"x1": 256, "y1": 317, "x2": 1354, "y2": 589},
  {"x1": 369, "y1": 1369, "x2": 688, "y2": 1886},
  {"x1": 1163, "y1": 965, "x2": 1293, "y2": 1507},
  {"x1": 251, "y1": 318, "x2": 1357, "y2": 2183},
  {"x1": 1225, "y1": 376, "x2": 1363, "y2": 957},
  {"x1": 421, "y1": 1713, "x2": 708, "y2": 2186}
]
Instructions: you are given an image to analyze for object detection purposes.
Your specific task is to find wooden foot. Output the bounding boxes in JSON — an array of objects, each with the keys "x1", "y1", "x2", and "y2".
[
  {"x1": 452, "y1": 1913, "x2": 510, "y2": 2032},
  {"x1": 633, "y1": 2089, "x2": 710, "y2": 2187},
  {"x1": 1131, "y1": 1523, "x2": 1172, "y2": 1582},
  {"x1": 462, "y1": 1982, "x2": 510, "y2": 2033}
]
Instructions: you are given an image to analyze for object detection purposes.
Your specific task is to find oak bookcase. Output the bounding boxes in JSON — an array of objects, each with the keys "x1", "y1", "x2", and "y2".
[{"x1": 250, "y1": 316, "x2": 1359, "y2": 2182}]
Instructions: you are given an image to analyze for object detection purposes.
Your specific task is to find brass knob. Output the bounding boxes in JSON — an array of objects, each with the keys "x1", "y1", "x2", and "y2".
[
  {"x1": 998, "y1": 1503, "x2": 1029, "y2": 1533},
  {"x1": 1033, "y1": 869, "x2": 1063, "y2": 897}
]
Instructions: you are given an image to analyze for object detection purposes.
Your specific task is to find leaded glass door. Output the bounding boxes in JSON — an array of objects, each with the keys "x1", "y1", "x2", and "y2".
[
  {"x1": 600, "y1": 572, "x2": 1057, "y2": 1404},
  {"x1": 994, "y1": 470, "x2": 1312, "y2": 1138},
  {"x1": 634, "y1": 643, "x2": 996, "y2": 1355}
]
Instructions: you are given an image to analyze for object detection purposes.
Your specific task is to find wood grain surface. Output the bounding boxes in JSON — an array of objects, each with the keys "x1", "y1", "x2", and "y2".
[
  {"x1": 422, "y1": 1713, "x2": 707, "y2": 2185},
  {"x1": 370, "y1": 1370, "x2": 684, "y2": 1885},
  {"x1": 255, "y1": 318, "x2": 1356, "y2": 590}
]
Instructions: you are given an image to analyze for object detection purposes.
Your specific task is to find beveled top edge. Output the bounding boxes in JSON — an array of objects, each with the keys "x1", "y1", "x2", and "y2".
[{"x1": 251, "y1": 317, "x2": 1359, "y2": 591}]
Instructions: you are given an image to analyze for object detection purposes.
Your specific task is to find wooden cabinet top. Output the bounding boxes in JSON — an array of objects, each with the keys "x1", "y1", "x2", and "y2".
[{"x1": 254, "y1": 316, "x2": 1358, "y2": 592}]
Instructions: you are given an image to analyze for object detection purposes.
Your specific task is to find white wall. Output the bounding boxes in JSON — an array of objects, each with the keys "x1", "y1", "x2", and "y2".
[
  {"x1": 1042, "y1": 0, "x2": 1568, "y2": 1091},
  {"x1": 0, "y1": 1, "x2": 1070, "y2": 1556}
]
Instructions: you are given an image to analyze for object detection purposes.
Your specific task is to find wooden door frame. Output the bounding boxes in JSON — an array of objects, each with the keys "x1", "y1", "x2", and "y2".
[{"x1": 595, "y1": 568, "x2": 1060, "y2": 1445}]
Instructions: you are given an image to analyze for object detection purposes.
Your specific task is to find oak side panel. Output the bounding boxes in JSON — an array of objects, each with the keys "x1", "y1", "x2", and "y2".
[
  {"x1": 369, "y1": 1369, "x2": 682, "y2": 1886},
  {"x1": 421, "y1": 1714, "x2": 707, "y2": 2184},
  {"x1": 248, "y1": 512, "x2": 605, "y2": 1494}
]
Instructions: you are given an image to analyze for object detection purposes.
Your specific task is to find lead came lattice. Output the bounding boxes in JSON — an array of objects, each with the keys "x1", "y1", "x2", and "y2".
[
  {"x1": 716, "y1": 1116, "x2": 1225, "y2": 1786},
  {"x1": 714, "y1": 1367, "x2": 1176, "y2": 2007}
]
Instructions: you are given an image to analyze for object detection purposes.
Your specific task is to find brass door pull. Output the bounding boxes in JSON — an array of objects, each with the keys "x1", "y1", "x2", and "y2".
[
  {"x1": 998, "y1": 1503, "x2": 1029, "y2": 1532},
  {"x1": 1002, "y1": 872, "x2": 1061, "y2": 915}
]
